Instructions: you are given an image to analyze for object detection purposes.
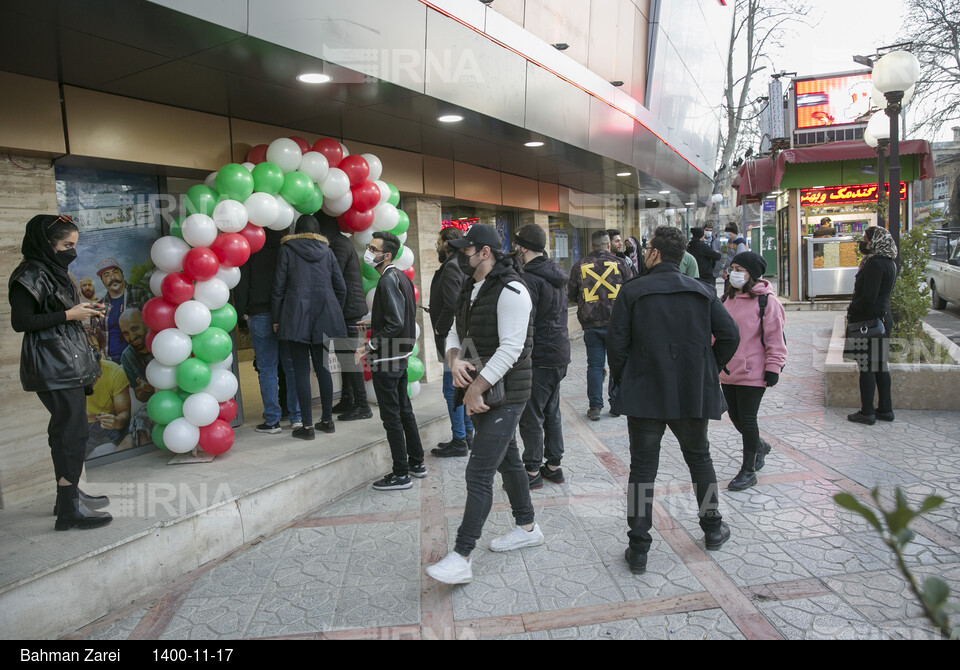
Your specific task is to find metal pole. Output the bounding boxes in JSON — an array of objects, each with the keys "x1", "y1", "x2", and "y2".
[
  {"x1": 885, "y1": 91, "x2": 904, "y2": 252},
  {"x1": 877, "y1": 138, "x2": 887, "y2": 229}
]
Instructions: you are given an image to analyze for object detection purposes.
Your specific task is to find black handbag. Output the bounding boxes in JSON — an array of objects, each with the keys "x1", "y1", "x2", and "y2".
[
  {"x1": 453, "y1": 367, "x2": 506, "y2": 409},
  {"x1": 846, "y1": 317, "x2": 885, "y2": 338}
]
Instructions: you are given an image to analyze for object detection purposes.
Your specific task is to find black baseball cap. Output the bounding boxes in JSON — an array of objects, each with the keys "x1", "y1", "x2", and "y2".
[{"x1": 448, "y1": 223, "x2": 502, "y2": 251}]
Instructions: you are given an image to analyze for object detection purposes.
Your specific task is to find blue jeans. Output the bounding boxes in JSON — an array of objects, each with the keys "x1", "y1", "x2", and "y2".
[
  {"x1": 248, "y1": 314, "x2": 301, "y2": 425},
  {"x1": 583, "y1": 327, "x2": 614, "y2": 409},
  {"x1": 442, "y1": 368, "x2": 474, "y2": 440}
]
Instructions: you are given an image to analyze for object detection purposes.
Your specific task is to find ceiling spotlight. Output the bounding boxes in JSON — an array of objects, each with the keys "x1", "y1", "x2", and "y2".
[
  {"x1": 438, "y1": 114, "x2": 463, "y2": 123},
  {"x1": 616, "y1": 172, "x2": 631, "y2": 177},
  {"x1": 297, "y1": 73, "x2": 331, "y2": 84},
  {"x1": 610, "y1": 81, "x2": 624, "y2": 87},
  {"x1": 658, "y1": 190, "x2": 670, "y2": 194},
  {"x1": 524, "y1": 141, "x2": 544, "y2": 147},
  {"x1": 685, "y1": 202, "x2": 694, "y2": 206},
  {"x1": 552, "y1": 43, "x2": 569, "y2": 51}
]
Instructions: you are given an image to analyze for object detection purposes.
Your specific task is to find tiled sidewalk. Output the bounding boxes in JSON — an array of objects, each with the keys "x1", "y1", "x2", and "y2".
[{"x1": 70, "y1": 311, "x2": 960, "y2": 640}]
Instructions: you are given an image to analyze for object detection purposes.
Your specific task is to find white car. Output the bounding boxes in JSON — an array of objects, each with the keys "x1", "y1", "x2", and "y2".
[{"x1": 927, "y1": 229, "x2": 960, "y2": 309}]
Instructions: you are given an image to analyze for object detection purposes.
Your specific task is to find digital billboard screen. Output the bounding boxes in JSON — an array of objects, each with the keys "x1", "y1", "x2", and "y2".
[{"x1": 794, "y1": 73, "x2": 873, "y2": 129}]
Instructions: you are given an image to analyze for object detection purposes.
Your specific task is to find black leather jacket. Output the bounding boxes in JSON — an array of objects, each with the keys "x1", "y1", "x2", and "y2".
[{"x1": 369, "y1": 265, "x2": 417, "y2": 364}]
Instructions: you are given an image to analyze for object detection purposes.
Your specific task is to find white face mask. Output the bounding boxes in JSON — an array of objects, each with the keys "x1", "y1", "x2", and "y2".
[
  {"x1": 729, "y1": 271, "x2": 748, "y2": 289},
  {"x1": 363, "y1": 249, "x2": 384, "y2": 267},
  {"x1": 704, "y1": 231, "x2": 713, "y2": 240}
]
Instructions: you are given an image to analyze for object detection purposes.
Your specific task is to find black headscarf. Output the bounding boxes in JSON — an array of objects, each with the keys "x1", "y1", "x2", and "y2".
[
  {"x1": 21, "y1": 214, "x2": 75, "y2": 292},
  {"x1": 295, "y1": 214, "x2": 321, "y2": 236}
]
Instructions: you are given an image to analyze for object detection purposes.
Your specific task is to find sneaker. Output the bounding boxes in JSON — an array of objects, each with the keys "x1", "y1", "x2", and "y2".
[
  {"x1": 431, "y1": 438, "x2": 468, "y2": 458},
  {"x1": 256, "y1": 422, "x2": 282, "y2": 434},
  {"x1": 490, "y1": 523, "x2": 544, "y2": 552},
  {"x1": 586, "y1": 407, "x2": 601, "y2": 422},
  {"x1": 755, "y1": 439, "x2": 772, "y2": 471},
  {"x1": 314, "y1": 420, "x2": 335, "y2": 434},
  {"x1": 539, "y1": 465, "x2": 565, "y2": 484},
  {"x1": 876, "y1": 411, "x2": 895, "y2": 422},
  {"x1": 332, "y1": 399, "x2": 354, "y2": 414},
  {"x1": 409, "y1": 462, "x2": 427, "y2": 479},
  {"x1": 291, "y1": 426, "x2": 315, "y2": 440},
  {"x1": 426, "y1": 551, "x2": 472, "y2": 584},
  {"x1": 609, "y1": 410, "x2": 621, "y2": 418},
  {"x1": 339, "y1": 406, "x2": 373, "y2": 421},
  {"x1": 372, "y1": 473, "x2": 412, "y2": 491},
  {"x1": 847, "y1": 411, "x2": 876, "y2": 426},
  {"x1": 290, "y1": 422, "x2": 303, "y2": 430},
  {"x1": 526, "y1": 471, "x2": 543, "y2": 490}
]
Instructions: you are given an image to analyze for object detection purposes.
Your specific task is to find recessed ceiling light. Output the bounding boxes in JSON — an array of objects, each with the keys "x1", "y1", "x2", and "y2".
[
  {"x1": 438, "y1": 114, "x2": 463, "y2": 123},
  {"x1": 524, "y1": 141, "x2": 544, "y2": 147},
  {"x1": 616, "y1": 172, "x2": 631, "y2": 177},
  {"x1": 659, "y1": 190, "x2": 670, "y2": 194},
  {"x1": 297, "y1": 73, "x2": 331, "y2": 84}
]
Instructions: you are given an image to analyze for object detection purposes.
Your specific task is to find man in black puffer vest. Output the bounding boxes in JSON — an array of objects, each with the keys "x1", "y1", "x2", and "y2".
[{"x1": 426, "y1": 224, "x2": 545, "y2": 586}]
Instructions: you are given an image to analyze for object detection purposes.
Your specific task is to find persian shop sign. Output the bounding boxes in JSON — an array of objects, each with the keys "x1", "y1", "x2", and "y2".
[
  {"x1": 800, "y1": 182, "x2": 907, "y2": 206},
  {"x1": 442, "y1": 217, "x2": 479, "y2": 231}
]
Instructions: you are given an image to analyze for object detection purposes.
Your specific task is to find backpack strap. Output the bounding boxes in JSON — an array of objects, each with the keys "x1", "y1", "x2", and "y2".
[{"x1": 758, "y1": 293, "x2": 768, "y2": 349}]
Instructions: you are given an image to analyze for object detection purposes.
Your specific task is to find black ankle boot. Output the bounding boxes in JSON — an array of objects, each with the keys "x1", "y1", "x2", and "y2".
[
  {"x1": 624, "y1": 547, "x2": 647, "y2": 574},
  {"x1": 728, "y1": 449, "x2": 758, "y2": 491},
  {"x1": 55, "y1": 485, "x2": 112, "y2": 531},
  {"x1": 53, "y1": 488, "x2": 109, "y2": 516},
  {"x1": 332, "y1": 398, "x2": 354, "y2": 414},
  {"x1": 755, "y1": 440, "x2": 772, "y2": 471},
  {"x1": 702, "y1": 511, "x2": 730, "y2": 550}
]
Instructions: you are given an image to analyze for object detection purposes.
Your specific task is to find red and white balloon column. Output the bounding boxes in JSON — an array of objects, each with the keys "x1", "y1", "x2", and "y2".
[{"x1": 143, "y1": 136, "x2": 424, "y2": 456}]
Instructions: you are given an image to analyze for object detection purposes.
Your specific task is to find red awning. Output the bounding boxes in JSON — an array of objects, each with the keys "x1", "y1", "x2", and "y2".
[{"x1": 733, "y1": 139, "x2": 935, "y2": 204}]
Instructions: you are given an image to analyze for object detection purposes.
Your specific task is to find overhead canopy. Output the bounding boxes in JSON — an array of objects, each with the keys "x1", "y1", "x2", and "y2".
[{"x1": 734, "y1": 139, "x2": 935, "y2": 204}]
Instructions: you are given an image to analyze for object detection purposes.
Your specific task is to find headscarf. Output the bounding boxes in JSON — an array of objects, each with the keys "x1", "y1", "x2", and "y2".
[
  {"x1": 20, "y1": 214, "x2": 75, "y2": 292},
  {"x1": 860, "y1": 226, "x2": 898, "y2": 268},
  {"x1": 625, "y1": 236, "x2": 641, "y2": 272},
  {"x1": 295, "y1": 214, "x2": 321, "y2": 236}
]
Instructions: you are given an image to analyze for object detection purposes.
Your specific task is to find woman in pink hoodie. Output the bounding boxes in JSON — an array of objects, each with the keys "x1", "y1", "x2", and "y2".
[{"x1": 720, "y1": 252, "x2": 787, "y2": 491}]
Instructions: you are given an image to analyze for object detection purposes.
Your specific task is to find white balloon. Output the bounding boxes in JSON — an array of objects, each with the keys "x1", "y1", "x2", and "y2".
[
  {"x1": 174, "y1": 300, "x2": 212, "y2": 335},
  {"x1": 398, "y1": 232, "x2": 407, "y2": 246},
  {"x1": 365, "y1": 287, "x2": 376, "y2": 312},
  {"x1": 269, "y1": 195, "x2": 296, "y2": 231},
  {"x1": 215, "y1": 265, "x2": 241, "y2": 290},
  {"x1": 322, "y1": 190, "x2": 353, "y2": 217},
  {"x1": 203, "y1": 171, "x2": 218, "y2": 190},
  {"x1": 365, "y1": 379, "x2": 378, "y2": 405},
  {"x1": 394, "y1": 246, "x2": 414, "y2": 271},
  {"x1": 244, "y1": 192, "x2": 279, "y2": 228},
  {"x1": 415, "y1": 322, "x2": 421, "y2": 340},
  {"x1": 298, "y1": 151, "x2": 330, "y2": 183},
  {"x1": 205, "y1": 369, "x2": 239, "y2": 402},
  {"x1": 151, "y1": 237, "x2": 191, "y2": 273},
  {"x1": 408, "y1": 380, "x2": 421, "y2": 400},
  {"x1": 182, "y1": 213, "x2": 219, "y2": 248},
  {"x1": 210, "y1": 351, "x2": 234, "y2": 371},
  {"x1": 362, "y1": 154, "x2": 383, "y2": 182},
  {"x1": 194, "y1": 278, "x2": 230, "y2": 310},
  {"x1": 145, "y1": 359, "x2": 178, "y2": 390},
  {"x1": 266, "y1": 137, "x2": 303, "y2": 173},
  {"x1": 374, "y1": 179, "x2": 390, "y2": 206},
  {"x1": 212, "y1": 199, "x2": 248, "y2": 233},
  {"x1": 354, "y1": 227, "x2": 375, "y2": 247},
  {"x1": 149, "y1": 270, "x2": 169, "y2": 298},
  {"x1": 320, "y1": 167, "x2": 350, "y2": 200},
  {"x1": 151, "y1": 328, "x2": 193, "y2": 366},
  {"x1": 339, "y1": 142, "x2": 350, "y2": 159},
  {"x1": 164, "y1": 417, "x2": 200, "y2": 453},
  {"x1": 241, "y1": 161, "x2": 256, "y2": 172},
  {"x1": 371, "y1": 203, "x2": 399, "y2": 232},
  {"x1": 182, "y1": 392, "x2": 220, "y2": 427}
]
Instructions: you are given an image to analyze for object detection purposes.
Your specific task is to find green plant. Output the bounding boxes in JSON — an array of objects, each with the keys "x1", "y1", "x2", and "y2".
[
  {"x1": 891, "y1": 217, "x2": 935, "y2": 341},
  {"x1": 835, "y1": 488, "x2": 955, "y2": 639}
]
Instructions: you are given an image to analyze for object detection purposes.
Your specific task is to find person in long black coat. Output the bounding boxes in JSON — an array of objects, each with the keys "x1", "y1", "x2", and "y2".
[
  {"x1": 606, "y1": 226, "x2": 740, "y2": 574},
  {"x1": 271, "y1": 216, "x2": 347, "y2": 439},
  {"x1": 846, "y1": 226, "x2": 898, "y2": 425},
  {"x1": 687, "y1": 227, "x2": 722, "y2": 284}
]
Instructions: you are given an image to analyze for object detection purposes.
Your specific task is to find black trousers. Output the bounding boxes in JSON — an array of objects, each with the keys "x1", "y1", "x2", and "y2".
[
  {"x1": 37, "y1": 387, "x2": 89, "y2": 486},
  {"x1": 519, "y1": 366, "x2": 567, "y2": 470},
  {"x1": 371, "y1": 366, "x2": 424, "y2": 477},
  {"x1": 859, "y1": 371, "x2": 892, "y2": 415},
  {"x1": 289, "y1": 341, "x2": 333, "y2": 426},
  {"x1": 721, "y1": 384, "x2": 766, "y2": 459},
  {"x1": 336, "y1": 321, "x2": 369, "y2": 407}
]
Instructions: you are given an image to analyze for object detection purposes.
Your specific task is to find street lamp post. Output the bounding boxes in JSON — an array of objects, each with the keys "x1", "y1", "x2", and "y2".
[
  {"x1": 864, "y1": 112, "x2": 891, "y2": 228},
  {"x1": 871, "y1": 50, "x2": 920, "y2": 251}
]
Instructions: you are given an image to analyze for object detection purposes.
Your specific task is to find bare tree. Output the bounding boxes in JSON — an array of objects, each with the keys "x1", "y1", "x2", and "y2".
[{"x1": 903, "y1": 0, "x2": 960, "y2": 139}]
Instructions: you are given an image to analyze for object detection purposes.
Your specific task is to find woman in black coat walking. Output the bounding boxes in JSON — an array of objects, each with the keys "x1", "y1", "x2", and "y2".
[
  {"x1": 846, "y1": 226, "x2": 898, "y2": 425},
  {"x1": 272, "y1": 216, "x2": 347, "y2": 439}
]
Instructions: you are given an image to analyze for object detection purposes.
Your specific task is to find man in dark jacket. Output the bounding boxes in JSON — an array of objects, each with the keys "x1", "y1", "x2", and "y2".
[
  {"x1": 314, "y1": 214, "x2": 372, "y2": 422},
  {"x1": 514, "y1": 224, "x2": 570, "y2": 488},
  {"x1": 355, "y1": 232, "x2": 425, "y2": 490},
  {"x1": 568, "y1": 229, "x2": 633, "y2": 420},
  {"x1": 235, "y1": 226, "x2": 302, "y2": 434},
  {"x1": 687, "y1": 227, "x2": 722, "y2": 284},
  {"x1": 607, "y1": 226, "x2": 740, "y2": 575}
]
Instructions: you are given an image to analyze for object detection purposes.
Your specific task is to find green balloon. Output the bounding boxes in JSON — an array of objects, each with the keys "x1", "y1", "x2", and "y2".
[
  {"x1": 411, "y1": 341, "x2": 419, "y2": 357},
  {"x1": 386, "y1": 183, "x2": 400, "y2": 207},
  {"x1": 252, "y1": 162, "x2": 284, "y2": 195},
  {"x1": 361, "y1": 259, "x2": 380, "y2": 280},
  {"x1": 147, "y1": 390, "x2": 183, "y2": 425},
  {"x1": 176, "y1": 358, "x2": 212, "y2": 394},
  {"x1": 193, "y1": 326, "x2": 233, "y2": 364},
  {"x1": 215, "y1": 163, "x2": 255, "y2": 202},
  {"x1": 406, "y1": 356, "x2": 424, "y2": 383},
  {"x1": 177, "y1": 388, "x2": 191, "y2": 402},
  {"x1": 170, "y1": 214, "x2": 186, "y2": 239},
  {"x1": 362, "y1": 274, "x2": 379, "y2": 294},
  {"x1": 280, "y1": 172, "x2": 314, "y2": 206},
  {"x1": 185, "y1": 185, "x2": 219, "y2": 216},
  {"x1": 388, "y1": 210, "x2": 409, "y2": 237},
  {"x1": 294, "y1": 185, "x2": 323, "y2": 214},
  {"x1": 152, "y1": 423, "x2": 168, "y2": 450},
  {"x1": 209, "y1": 304, "x2": 238, "y2": 333}
]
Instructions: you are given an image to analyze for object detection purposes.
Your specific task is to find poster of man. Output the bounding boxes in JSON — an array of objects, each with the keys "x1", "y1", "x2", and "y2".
[
  {"x1": 94, "y1": 257, "x2": 149, "y2": 364},
  {"x1": 119, "y1": 308, "x2": 156, "y2": 448},
  {"x1": 85, "y1": 358, "x2": 133, "y2": 459}
]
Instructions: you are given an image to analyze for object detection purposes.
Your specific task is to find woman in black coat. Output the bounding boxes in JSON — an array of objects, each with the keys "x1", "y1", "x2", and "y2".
[
  {"x1": 8, "y1": 215, "x2": 112, "y2": 530},
  {"x1": 846, "y1": 226, "x2": 898, "y2": 425},
  {"x1": 272, "y1": 216, "x2": 347, "y2": 439}
]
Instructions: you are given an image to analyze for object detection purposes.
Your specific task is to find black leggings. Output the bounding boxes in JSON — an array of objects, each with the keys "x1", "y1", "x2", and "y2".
[
  {"x1": 37, "y1": 387, "x2": 89, "y2": 486},
  {"x1": 859, "y1": 370, "x2": 892, "y2": 415},
  {"x1": 721, "y1": 384, "x2": 766, "y2": 455},
  {"x1": 288, "y1": 341, "x2": 333, "y2": 426}
]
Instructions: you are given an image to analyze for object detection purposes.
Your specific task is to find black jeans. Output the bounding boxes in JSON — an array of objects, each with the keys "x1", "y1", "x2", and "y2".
[
  {"x1": 288, "y1": 341, "x2": 333, "y2": 426},
  {"x1": 37, "y1": 387, "x2": 88, "y2": 486},
  {"x1": 455, "y1": 402, "x2": 535, "y2": 557},
  {"x1": 337, "y1": 321, "x2": 369, "y2": 408},
  {"x1": 520, "y1": 366, "x2": 567, "y2": 471},
  {"x1": 626, "y1": 417, "x2": 721, "y2": 554},
  {"x1": 859, "y1": 370, "x2": 892, "y2": 415},
  {"x1": 371, "y1": 366, "x2": 424, "y2": 477},
  {"x1": 721, "y1": 384, "x2": 766, "y2": 459}
]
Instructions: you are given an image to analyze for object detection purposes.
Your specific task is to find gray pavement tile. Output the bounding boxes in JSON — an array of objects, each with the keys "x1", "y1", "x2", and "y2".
[
  {"x1": 921, "y1": 504, "x2": 960, "y2": 542},
  {"x1": 553, "y1": 609, "x2": 744, "y2": 640},
  {"x1": 342, "y1": 549, "x2": 421, "y2": 586},
  {"x1": 597, "y1": 535, "x2": 706, "y2": 601},
  {"x1": 443, "y1": 514, "x2": 527, "y2": 575},
  {"x1": 804, "y1": 448, "x2": 922, "y2": 487},
  {"x1": 159, "y1": 595, "x2": 261, "y2": 640},
  {"x1": 876, "y1": 617, "x2": 951, "y2": 640},
  {"x1": 188, "y1": 555, "x2": 280, "y2": 598},
  {"x1": 549, "y1": 619, "x2": 645, "y2": 639},
  {"x1": 485, "y1": 631, "x2": 551, "y2": 640},
  {"x1": 823, "y1": 569, "x2": 924, "y2": 622},
  {"x1": 900, "y1": 480, "x2": 960, "y2": 508},
  {"x1": 311, "y1": 483, "x2": 422, "y2": 518},
  {"x1": 757, "y1": 594, "x2": 883, "y2": 640},
  {"x1": 711, "y1": 540, "x2": 814, "y2": 587},
  {"x1": 528, "y1": 563, "x2": 626, "y2": 610},
  {"x1": 806, "y1": 502, "x2": 877, "y2": 535},
  {"x1": 451, "y1": 571, "x2": 539, "y2": 620},
  {"x1": 332, "y1": 580, "x2": 421, "y2": 629},
  {"x1": 82, "y1": 607, "x2": 149, "y2": 641},
  {"x1": 739, "y1": 506, "x2": 839, "y2": 543},
  {"x1": 244, "y1": 587, "x2": 338, "y2": 638},
  {"x1": 780, "y1": 533, "x2": 895, "y2": 578}
]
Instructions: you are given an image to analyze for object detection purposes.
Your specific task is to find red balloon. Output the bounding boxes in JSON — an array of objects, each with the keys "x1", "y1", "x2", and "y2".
[
  {"x1": 182, "y1": 247, "x2": 220, "y2": 282},
  {"x1": 288, "y1": 136, "x2": 310, "y2": 155},
  {"x1": 339, "y1": 155, "x2": 370, "y2": 186},
  {"x1": 413, "y1": 285, "x2": 420, "y2": 303},
  {"x1": 311, "y1": 137, "x2": 343, "y2": 168},
  {"x1": 160, "y1": 272, "x2": 195, "y2": 305},
  {"x1": 246, "y1": 144, "x2": 268, "y2": 164},
  {"x1": 351, "y1": 181, "x2": 381, "y2": 211},
  {"x1": 339, "y1": 208, "x2": 374, "y2": 232},
  {"x1": 402, "y1": 267, "x2": 415, "y2": 281},
  {"x1": 145, "y1": 329, "x2": 158, "y2": 353},
  {"x1": 218, "y1": 398, "x2": 238, "y2": 423},
  {"x1": 239, "y1": 222, "x2": 266, "y2": 254},
  {"x1": 210, "y1": 233, "x2": 251, "y2": 268},
  {"x1": 142, "y1": 297, "x2": 178, "y2": 332},
  {"x1": 337, "y1": 217, "x2": 353, "y2": 235},
  {"x1": 198, "y1": 419, "x2": 234, "y2": 455}
]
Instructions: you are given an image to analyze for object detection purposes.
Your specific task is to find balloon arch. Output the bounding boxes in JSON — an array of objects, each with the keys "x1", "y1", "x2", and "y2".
[{"x1": 143, "y1": 136, "x2": 425, "y2": 456}]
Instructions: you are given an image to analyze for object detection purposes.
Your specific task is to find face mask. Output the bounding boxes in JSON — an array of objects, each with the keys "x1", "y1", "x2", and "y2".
[
  {"x1": 624, "y1": 243, "x2": 635, "y2": 255},
  {"x1": 55, "y1": 248, "x2": 77, "y2": 268},
  {"x1": 437, "y1": 249, "x2": 446, "y2": 263},
  {"x1": 704, "y1": 232, "x2": 713, "y2": 240},
  {"x1": 729, "y1": 271, "x2": 748, "y2": 289},
  {"x1": 363, "y1": 249, "x2": 384, "y2": 267},
  {"x1": 858, "y1": 241, "x2": 870, "y2": 255},
  {"x1": 457, "y1": 251, "x2": 476, "y2": 276}
]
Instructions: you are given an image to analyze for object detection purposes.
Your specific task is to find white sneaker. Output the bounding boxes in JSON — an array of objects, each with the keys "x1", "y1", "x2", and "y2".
[
  {"x1": 426, "y1": 551, "x2": 472, "y2": 584},
  {"x1": 489, "y1": 523, "x2": 544, "y2": 552},
  {"x1": 291, "y1": 422, "x2": 303, "y2": 430}
]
